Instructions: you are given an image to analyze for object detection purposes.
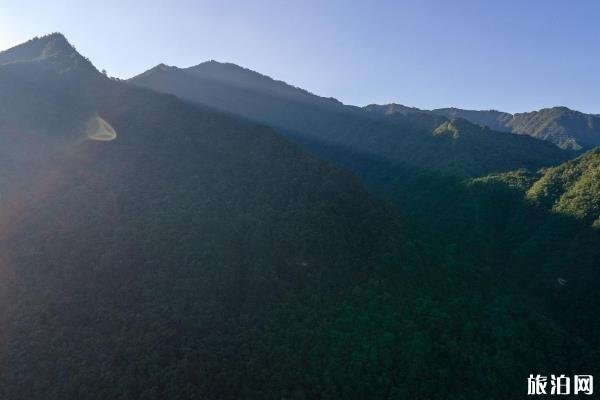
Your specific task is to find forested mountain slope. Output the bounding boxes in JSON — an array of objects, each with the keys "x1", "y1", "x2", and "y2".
[
  {"x1": 130, "y1": 58, "x2": 600, "y2": 393},
  {"x1": 0, "y1": 33, "x2": 394, "y2": 399},
  {"x1": 477, "y1": 148, "x2": 600, "y2": 227},
  {"x1": 130, "y1": 62, "x2": 569, "y2": 179},
  {"x1": 367, "y1": 103, "x2": 600, "y2": 150},
  {"x1": 526, "y1": 148, "x2": 600, "y2": 225},
  {"x1": 0, "y1": 34, "x2": 595, "y2": 399},
  {"x1": 426, "y1": 107, "x2": 513, "y2": 133},
  {"x1": 384, "y1": 148, "x2": 600, "y2": 355},
  {"x1": 507, "y1": 107, "x2": 600, "y2": 150}
]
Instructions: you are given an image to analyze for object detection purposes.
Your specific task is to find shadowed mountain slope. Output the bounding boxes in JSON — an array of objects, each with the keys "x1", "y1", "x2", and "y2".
[
  {"x1": 130, "y1": 62, "x2": 570, "y2": 180},
  {"x1": 0, "y1": 33, "x2": 397, "y2": 399}
]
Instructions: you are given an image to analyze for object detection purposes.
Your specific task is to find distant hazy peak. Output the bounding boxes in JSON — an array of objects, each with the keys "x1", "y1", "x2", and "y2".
[
  {"x1": 432, "y1": 107, "x2": 512, "y2": 117},
  {"x1": 131, "y1": 63, "x2": 180, "y2": 79},
  {"x1": 0, "y1": 32, "x2": 97, "y2": 74},
  {"x1": 186, "y1": 60, "x2": 262, "y2": 76},
  {"x1": 156, "y1": 63, "x2": 177, "y2": 70},
  {"x1": 185, "y1": 60, "x2": 288, "y2": 87},
  {"x1": 131, "y1": 59, "x2": 347, "y2": 110},
  {"x1": 1, "y1": 33, "x2": 71, "y2": 63},
  {"x1": 364, "y1": 103, "x2": 426, "y2": 116},
  {"x1": 366, "y1": 103, "x2": 600, "y2": 150},
  {"x1": 512, "y1": 106, "x2": 577, "y2": 118},
  {"x1": 506, "y1": 106, "x2": 600, "y2": 150},
  {"x1": 183, "y1": 60, "x2": 336, "y2": 102}
]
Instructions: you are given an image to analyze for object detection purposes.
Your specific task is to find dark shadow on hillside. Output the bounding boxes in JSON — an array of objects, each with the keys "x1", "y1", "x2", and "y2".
[{"x1": 287, "y1": 131, "x2": 600, "y2": 349}]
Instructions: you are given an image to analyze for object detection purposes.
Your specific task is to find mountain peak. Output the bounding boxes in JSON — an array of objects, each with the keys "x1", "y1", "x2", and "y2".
[
  {"x1": 136, "y1": 59, "x2": 346, "y2": 108},
  {"x1": 152, "y1": 63, "x2": 179, "y2": 72},
  {"x1": 0, "y1": 32, "x2": 74, "y2": 63},
  {"x1": 185, "y1": 60, "x2": 275, "y2": 84},
  {"x1": 0, "y1": 33, "x2": 98, "y2": 76},
  {"x1": 41, "y1": 32, "x2": 70, "y2": 46},
  {"x1": 155, "y1": 62, "x2": 174, "y2": 69},
  {"x1": 549, "y1": 106, "x2": 573, "y2": 112},
  {"x1": 364, "y1": 103, "x2": 425, "y2": 116},
  {"x1": 128, "y1": 63, "x2": 180, "y2": 81},
  {"x1": 514, "y1": 106, "x2": 576, "y2": 118}
]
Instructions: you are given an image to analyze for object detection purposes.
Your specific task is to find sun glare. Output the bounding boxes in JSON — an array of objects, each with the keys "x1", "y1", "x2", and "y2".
[{"x1": 86, "y1": 116, "x2": 117, "y2": 141}]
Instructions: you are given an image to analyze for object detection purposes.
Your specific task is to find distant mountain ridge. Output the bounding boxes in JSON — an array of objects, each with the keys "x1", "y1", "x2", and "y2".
[
  {"x1": 366, "y1": 103, "x2": 600, "y2": 150},
  {"x1": 133, "y1": 61, "x2": 358, "y2": 113},
  {"x1": 130, "y1": 61, "x2": 569, "y2": 180}
]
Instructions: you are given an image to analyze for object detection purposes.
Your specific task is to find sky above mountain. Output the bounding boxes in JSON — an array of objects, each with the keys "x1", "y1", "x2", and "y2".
[{"x1": 1, "y1": 0, "x2": 599, "y2": 114}]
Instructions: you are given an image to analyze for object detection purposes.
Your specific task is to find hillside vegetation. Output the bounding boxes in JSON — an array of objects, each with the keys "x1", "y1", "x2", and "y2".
[
  {"x1": 0, "y1": 34, "x2": 597, "y2": 399},
  {"x1": 0, "y1": 34, "x2": 395, "y2": 399},
  {"x1": 367, "y1": 103, "x2": 600, "y2": 150},
  {"x1": 527, "y1": 148, "x2": 600, "y2": 225},
  {"x1": 130, "y1": 62, "x2": 569, "y2": 179}
]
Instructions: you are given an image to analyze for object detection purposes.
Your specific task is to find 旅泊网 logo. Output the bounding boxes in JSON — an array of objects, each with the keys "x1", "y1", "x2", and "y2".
[{"x1": 528, "y1": 374, "x2": 593, "y2": 396}]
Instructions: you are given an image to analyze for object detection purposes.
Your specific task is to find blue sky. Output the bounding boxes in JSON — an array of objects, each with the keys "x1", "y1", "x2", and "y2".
[{"x1": 1, "y1": 0, "x2": 599, "y2": 113}]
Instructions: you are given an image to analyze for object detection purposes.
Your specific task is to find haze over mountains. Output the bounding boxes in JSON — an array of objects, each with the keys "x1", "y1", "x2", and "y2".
[
  {"x1": 1, "y1": 33, "x2": 599, "y2": 399},
  {"x1": 131, "y1": 60, "x2": 600, "y2": 155},
  {"x1": 129, "y1": 61, "x2": 571, "y2": 181},
  {"x1": 366, "y1": 103, "x2": 600, "y2": 151}
]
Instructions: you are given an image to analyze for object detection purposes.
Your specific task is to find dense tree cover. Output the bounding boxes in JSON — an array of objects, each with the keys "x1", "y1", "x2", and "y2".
[
  {"x1": 382, "y1": 154, "x2": 600, "y2": 350},
  {"x1": 128, "y1": 53, "x2": 600, "y2": 398},
  {"x1": 506, "y1": 107, "x2": 600, "y2": 150},
  {"x1": 0, "y1": 34, "x2": 395, "y2": 399},
  {"x1": 366, "y1": 103, "x2": 600, "y2": 150},
  {"x1": 129, "y1": 61, "x2": 570, "y2": 178},
  {"x1": 238, "y1": 257, "x2": 596, "y2": 400},
  {"x1": 0, "y1": 33, "x2": 598, "y2": 400},
  {"x1": 525, "y1": 148, "x2": 600, "y2": 226},
  {"x1": 364, "y1": 104, "x2": 514, "y2": 134}
]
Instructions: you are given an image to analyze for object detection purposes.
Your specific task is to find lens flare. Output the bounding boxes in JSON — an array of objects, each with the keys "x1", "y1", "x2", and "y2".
[{"x1": 86, "y1": 117, "x2": 117, "y2": 141}]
